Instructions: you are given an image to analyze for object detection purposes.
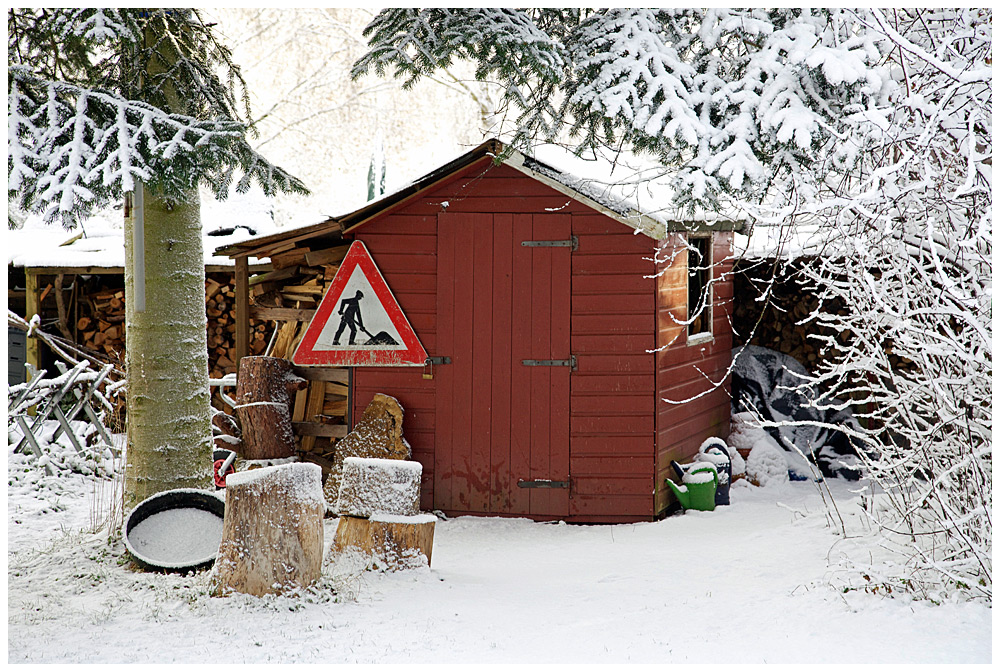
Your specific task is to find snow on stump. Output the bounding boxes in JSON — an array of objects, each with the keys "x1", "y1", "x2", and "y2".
[
  {"x1": 234, "y1": 356, "x2": 308, "y2": 460},
  {"x1": 331, "y1": 514, "x2": 437, "y2": 570},
  {"x1": 336, "y1": 457, "x2": 421, "y2": 518},
  {"x1": 210, "y1": 462, "x2": 324, "y2": 597},
  {"x1": 322, "y1": 393, "x2": 410, "y2": 509}
]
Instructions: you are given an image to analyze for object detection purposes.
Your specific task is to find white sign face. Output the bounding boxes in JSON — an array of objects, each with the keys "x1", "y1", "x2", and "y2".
[{"x1": 312, "y1": 265, "x2": 405, "y2": 351}]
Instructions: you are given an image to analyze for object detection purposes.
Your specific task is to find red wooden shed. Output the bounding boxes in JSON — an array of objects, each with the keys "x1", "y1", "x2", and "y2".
[{"x1": 223, "y1": 139, "x2": 742, "y2": 523}]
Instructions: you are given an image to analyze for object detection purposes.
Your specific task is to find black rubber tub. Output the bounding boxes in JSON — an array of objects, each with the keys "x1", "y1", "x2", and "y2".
[{"x1": 123, "y1": 489, "x2": 226, "y2": 572}]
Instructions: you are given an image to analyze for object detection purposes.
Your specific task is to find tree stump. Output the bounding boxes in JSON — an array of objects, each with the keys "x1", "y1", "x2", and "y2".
[
  {"x1": 336, "y1": 457, "x2": 422, "y2": 518},
  {"x1": 331, "y1": 514, "x2": 437, "y2": 569},
  {"x1": 210, "y1": 462, "x2": 325, "y2": 597},
  {"x1": 234, "y1": 356, "x2": 308, "y2": 459}
]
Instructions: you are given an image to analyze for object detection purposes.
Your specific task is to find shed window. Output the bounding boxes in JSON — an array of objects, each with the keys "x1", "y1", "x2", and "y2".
[{"x1": 687, "y1": 235, "x2": 712, "y2": 337}]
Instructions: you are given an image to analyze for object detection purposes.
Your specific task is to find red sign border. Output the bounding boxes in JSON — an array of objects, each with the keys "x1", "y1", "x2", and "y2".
[{"x1": 292, "y1": 241, "x2": 428, "y2": 366}]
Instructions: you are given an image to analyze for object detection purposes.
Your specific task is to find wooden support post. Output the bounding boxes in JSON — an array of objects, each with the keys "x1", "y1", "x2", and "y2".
[
  {"x1": 24, "y1": 270, "x2": 41, "y2": 374},
  {"x1": 234, "y1": 256, "x2": 250, "y2": 371}
]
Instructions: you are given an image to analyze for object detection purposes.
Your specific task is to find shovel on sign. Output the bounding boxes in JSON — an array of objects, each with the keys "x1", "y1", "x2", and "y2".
[{"x1": 359, "y1": 325, "x2": 398, "y2": 346}]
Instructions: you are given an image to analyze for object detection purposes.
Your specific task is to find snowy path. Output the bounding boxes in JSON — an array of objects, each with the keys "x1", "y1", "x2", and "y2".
[{"x1": 7, "y1": 470, "x2": 991, "y2": 664}]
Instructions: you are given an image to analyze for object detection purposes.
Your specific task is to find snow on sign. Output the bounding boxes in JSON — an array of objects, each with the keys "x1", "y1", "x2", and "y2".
[{"x1": 293, "y1": 241, "x2": 427, "y2": 366}]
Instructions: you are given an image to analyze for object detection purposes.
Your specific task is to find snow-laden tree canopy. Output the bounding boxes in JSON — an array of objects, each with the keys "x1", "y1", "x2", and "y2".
[
  {"x1": 354, "y1": 8, "x2": 902, "y2": 211},
  {"x1": 8, "y1": 8, "x2": 307, "y2": 228}
]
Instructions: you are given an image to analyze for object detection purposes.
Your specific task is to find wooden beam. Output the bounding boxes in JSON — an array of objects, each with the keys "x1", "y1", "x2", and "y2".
[
  {"x1": 304, "y1": 245, "x2": 350, "y2": 267},
  {"x1": 292, "y1": 366, "x2": 349, "y2": 384},
  {"x1": 249, "y1": 265, "x2": 301, "y2": 286},
  {"x1": 234, "y1": 256, "x2": 250, "y2": 368},
  {"x1": 293, "y1": 421, "x2": 349, "y2": 438},
  {"x1": 249, "y1": 306, "x2": 316, "y2": 323},
  {"x1": 299, "y1": 381, "x2": 327, "y2": 452},
  {"x1": 25, "y1": 270, "x2": 40, "y2": 372}
]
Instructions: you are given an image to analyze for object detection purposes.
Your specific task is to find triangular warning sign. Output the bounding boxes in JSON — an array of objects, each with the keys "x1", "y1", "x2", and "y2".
[{"x1": 293, "y1": 241, "x2": 428, "y2": 366}]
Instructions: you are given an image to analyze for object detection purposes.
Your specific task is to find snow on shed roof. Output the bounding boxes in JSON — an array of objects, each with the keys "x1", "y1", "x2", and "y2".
[
  {"x1": 512, "y1": 143, "x2": 747, "y2": 238},
  {"x1": 8, "y1": 187, "x2": 279, "y2": 270}
]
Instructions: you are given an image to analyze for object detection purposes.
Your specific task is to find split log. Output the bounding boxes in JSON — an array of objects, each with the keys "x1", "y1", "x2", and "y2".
[
  {"x1": 234, "y1": 356, "x2": 308, "y2": 459},
  {"x1": 211, "y1": 463, "x2": 325, "y2": 596},
  {"x1": 331, "y1": 514, "x2": 436, "y2": 569}
]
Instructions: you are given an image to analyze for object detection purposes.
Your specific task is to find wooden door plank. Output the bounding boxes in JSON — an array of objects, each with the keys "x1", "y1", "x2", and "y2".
[
  {"x1": 452, "y1": 221, "x2": 476, "y2": 511},
  {"x1": 490, "y1": 214, "x2": 514, "y2": 513},
  {"x1": 509, "y1": 214, "x2": 533, "y2": 515},
  {"x1": 546, "y1": 214, "x2": 572, "y2": 516},
  {"x1": 434, "y1": 214, "x2": 457, "y2": 511},
  {"x1": 470, "y1": 217, "x2": 493, "y2": 513},
  {"x1": 527, "y1": 215, "x2": 553, "y2": 516}
]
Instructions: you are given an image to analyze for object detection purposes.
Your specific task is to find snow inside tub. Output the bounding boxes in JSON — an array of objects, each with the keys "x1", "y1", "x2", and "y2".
[{"x1": 123, "y1": 489, "x2": 226, "y2": 572}]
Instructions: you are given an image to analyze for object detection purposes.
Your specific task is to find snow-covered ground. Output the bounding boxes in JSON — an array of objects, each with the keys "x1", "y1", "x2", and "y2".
[{"x1": 7, "y1": 430, "x2": 991, "y2": 664}]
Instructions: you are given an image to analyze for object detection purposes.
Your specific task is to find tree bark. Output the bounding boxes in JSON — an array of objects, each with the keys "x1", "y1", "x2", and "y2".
[
  {"x1": 234, "y1": 356, "x2": 308, "y2": 459},
  {"x1": 211, "y1": 462, "x2": 325, "y2": 596},
  {"x1": 124, "y1": 185, "x2": 214, "y2": 508},
  {"x1": 331, "y1": 515, "x2": 436, "y2": 569}
]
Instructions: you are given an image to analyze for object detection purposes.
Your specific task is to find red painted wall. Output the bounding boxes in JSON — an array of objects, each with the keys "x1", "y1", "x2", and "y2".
[{"x1": 654, "y1": 233, "x2": 734, "y2": 514}]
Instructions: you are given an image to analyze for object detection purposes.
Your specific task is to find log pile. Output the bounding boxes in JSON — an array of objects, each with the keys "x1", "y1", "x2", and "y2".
[
  {"x1": 205, "y1": 273, "x2": 271, "y2": 377},
  {"x1": 72, "y1": 272, "x2": 273, "y2": 380},
  {"x1": 76, "y1": 289, "x2": 126, "y2": 362},
  {"x1": 732, "y1": 263, "x2": 848, "y2": 373},
  {"x1": 732, "y1": 261, "x2": 916, "y2": 375}
]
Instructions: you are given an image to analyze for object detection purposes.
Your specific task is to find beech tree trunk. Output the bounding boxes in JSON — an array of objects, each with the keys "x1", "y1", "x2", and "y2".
[
  {"x1": 211, "y1": 462, "x2": 324, "y2": 596},
  {"x1": 123, "y1": 24, "x2": 214, "y2": 509},
  {"x1": 234, "y1": 356, "x2": 307, "y2": 459}
]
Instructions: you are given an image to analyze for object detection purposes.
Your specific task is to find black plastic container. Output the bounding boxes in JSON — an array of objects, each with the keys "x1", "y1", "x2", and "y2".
[{"x1": 123, "y1": 489, "x2": 226, "y2": 572}]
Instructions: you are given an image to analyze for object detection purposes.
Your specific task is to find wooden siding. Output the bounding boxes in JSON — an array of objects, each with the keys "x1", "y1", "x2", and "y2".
[
  {"x1": 654, "y1": 233, "x2": 734, "y2": 514},
  {"x1": 569, "y1": 213, "x2": 658, "y2": 521},
  {"x1": 351, "y1": 212, "x2": 439, "y2": 510}
]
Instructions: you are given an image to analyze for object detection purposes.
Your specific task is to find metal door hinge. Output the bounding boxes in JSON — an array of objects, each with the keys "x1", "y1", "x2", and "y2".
[
  {"x1": 521, "y1": 235, "x2": 578, "y2": 251},
  {"x1": 522, "y1": 355, "x2": 576, "y2": 371},
  {"x1": 517, "y1": 479, "x2": 570, "y2": 489}
]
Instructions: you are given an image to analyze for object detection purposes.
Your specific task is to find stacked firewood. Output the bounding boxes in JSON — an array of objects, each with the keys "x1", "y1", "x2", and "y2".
[
  {"x1": 77, "y1": 289, "x2": 126, "y2": 361},
  {"x1": 732, "y1": 262, "x2": 914, "y2": 374},
  {"x1": 74, "y1": 273, "x2": 273, "y2": 379},
  {"x1": 206, "y1": 273, "x2": 271, "y2": 377}
]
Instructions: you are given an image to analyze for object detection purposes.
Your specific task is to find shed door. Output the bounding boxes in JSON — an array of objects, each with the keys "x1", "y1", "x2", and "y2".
[{"x1": 436, "y1": 212, "x2": 571, "y2": 517}]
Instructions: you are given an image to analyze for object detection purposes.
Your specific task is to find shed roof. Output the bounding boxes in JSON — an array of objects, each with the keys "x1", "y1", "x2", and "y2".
[
  {"x1": 216, "y1": 139, "x2": 747, "y2": 259},
  {"x1": 7, "y1": 186, "x2": 277, "y2": 273}
]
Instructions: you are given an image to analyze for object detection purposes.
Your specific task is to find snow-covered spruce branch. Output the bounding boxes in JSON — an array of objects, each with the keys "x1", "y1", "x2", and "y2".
[{"x1": 9, "y1": 68, "x2": 306, "y2": 229}]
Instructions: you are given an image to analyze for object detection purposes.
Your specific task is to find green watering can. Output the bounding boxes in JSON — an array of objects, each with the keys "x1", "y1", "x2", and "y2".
[{"x1": 665, "y1": 462, "x2": 718, "y2": 512}]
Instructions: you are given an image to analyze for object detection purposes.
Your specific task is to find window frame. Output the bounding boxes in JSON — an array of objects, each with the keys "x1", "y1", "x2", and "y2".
[{"x1": 686, "y1": 234, "x2": 713, "y2": 341}]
